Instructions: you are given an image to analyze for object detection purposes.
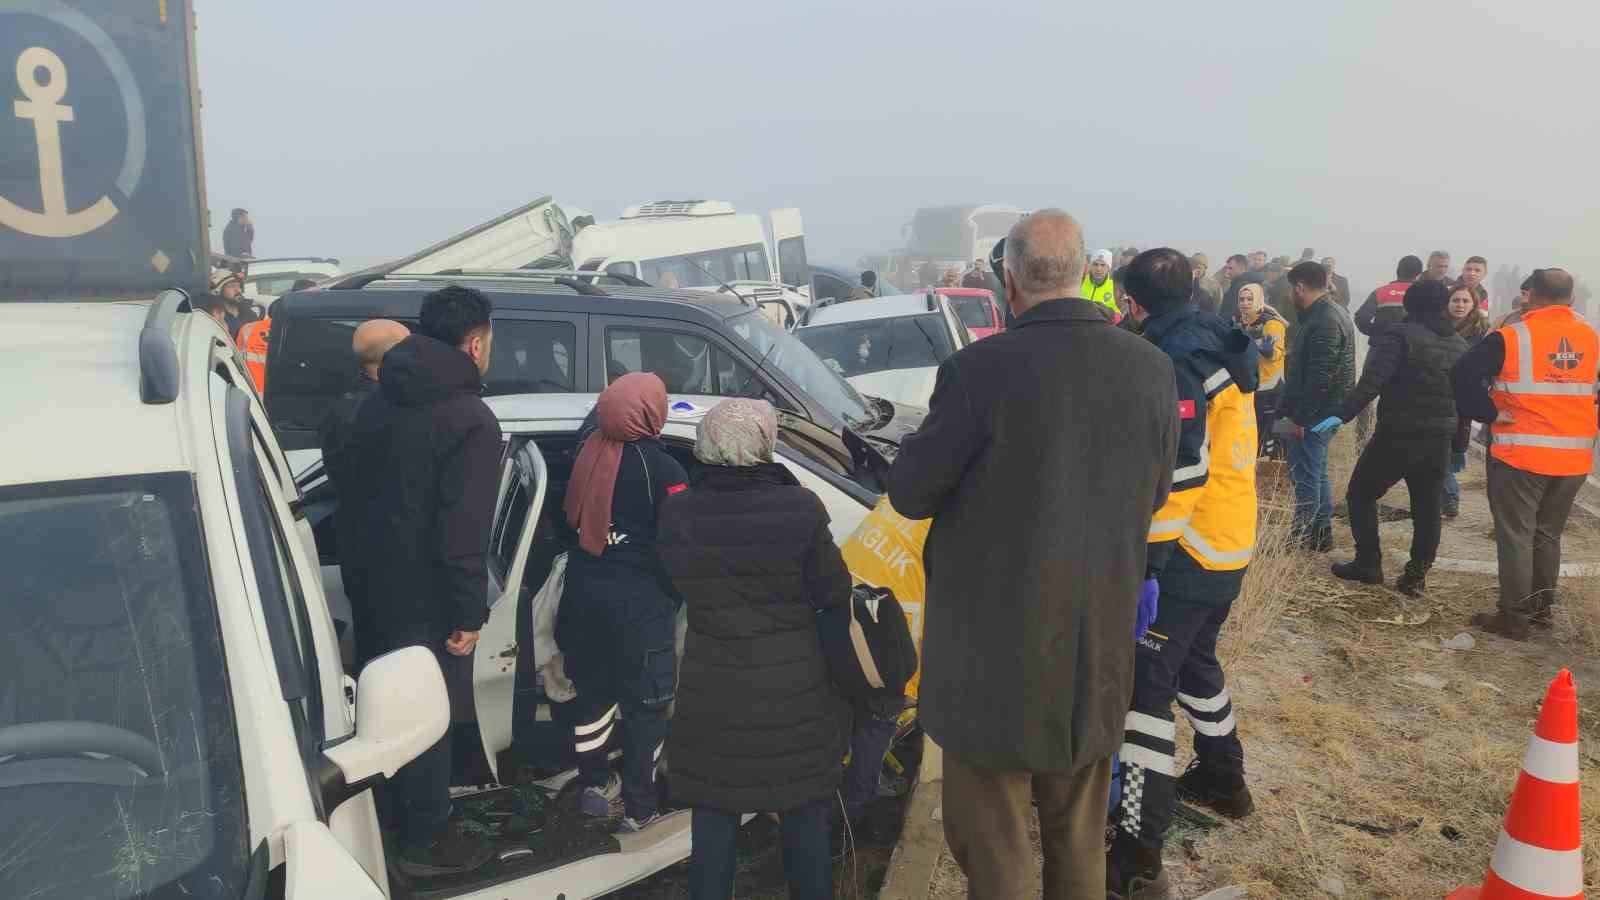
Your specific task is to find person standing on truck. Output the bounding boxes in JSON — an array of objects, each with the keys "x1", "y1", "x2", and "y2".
[
  {"x1": 321, "y1": 319, "x2": 410, "y2": 667},
  {"x1": 222, "y1": 208, "x2": 255, "y2": 258},
  {"x1": 656, "y1": 398, "x2": 850, "y2": 900},
  {"x1": 559, "y1": 372, "x2": 689, "y2": 834},
  {"x1": 345, "y1": 286, "x2": 501, "y2": 875}
]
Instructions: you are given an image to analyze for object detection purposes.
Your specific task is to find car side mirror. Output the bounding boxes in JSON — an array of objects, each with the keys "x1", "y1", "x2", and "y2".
[{"x1": 316, "y1": 646, "x2": 448, "y2": 811}]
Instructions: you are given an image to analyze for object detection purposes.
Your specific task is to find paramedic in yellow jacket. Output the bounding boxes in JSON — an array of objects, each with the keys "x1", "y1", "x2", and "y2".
[
  {"x1": 1235, "y1": 282, "x2": 1288, "y2": 456},
  {"x1": 1107, "y1": 249, "x2": 1260, "y2": 900},
  {"x1": 1081, "y1": 249, "x2": 1118, "y2": 318}
]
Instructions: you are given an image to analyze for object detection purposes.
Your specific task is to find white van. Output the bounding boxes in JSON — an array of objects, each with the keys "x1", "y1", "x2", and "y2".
[{"x1": 572, "y1": 201, "x2": 809, "y2": 290}]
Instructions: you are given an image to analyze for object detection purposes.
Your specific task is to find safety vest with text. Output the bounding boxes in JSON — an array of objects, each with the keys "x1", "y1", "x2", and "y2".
[
  {"x1": 1489, "y1": 304, "x2": 1599, "y2": 477},
  {"x1": 237, "y1": 316, "x2": 271, "y2": 394},
  {"x1": 1081, "y1": 275, "x2": 1118, "y2": 316},
  {"x1": 1374, "y1": 280, "x2": 1409, "y2": 308}
]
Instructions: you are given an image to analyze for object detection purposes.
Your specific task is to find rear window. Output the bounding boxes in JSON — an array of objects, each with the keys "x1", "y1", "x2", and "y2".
[
  {"x1": 795, "y1": 313, "x2": 956, "y2": 377},
  {"x1": 270, "y1": 317, "x2": 578, "y2": 449}
]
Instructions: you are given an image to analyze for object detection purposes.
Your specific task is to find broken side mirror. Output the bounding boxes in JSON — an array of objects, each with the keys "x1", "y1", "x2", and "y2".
[{"x1": 317, "y1": 646, "x2": 448, "y2": 811}]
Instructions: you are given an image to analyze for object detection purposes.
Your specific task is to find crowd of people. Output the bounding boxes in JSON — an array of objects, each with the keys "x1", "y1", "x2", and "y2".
[{"x1": 230, "y1": 198, "x2": 1595, "y2": 898}]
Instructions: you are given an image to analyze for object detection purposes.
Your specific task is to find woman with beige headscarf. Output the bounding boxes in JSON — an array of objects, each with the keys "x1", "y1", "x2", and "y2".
[
  {"x1": 1235, "y1": 282, "x2": 1288, "y2": 456},
  {"x1": 655, "y1": 398, "x2": 851, "y2": 900}
]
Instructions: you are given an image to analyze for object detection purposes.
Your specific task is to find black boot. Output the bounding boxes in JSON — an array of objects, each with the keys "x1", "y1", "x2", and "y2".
[
  {"x1": 1332, "y1": 553, "x2": 1383, "y2": 584},
  {"x1": 397, "y1": 824, "x2": 495, "y2": 877},
  {"x1": 1441, "y1": 497, "x2": 1459, "y2": 519},
  {"x1": 1312, "y1": 522, "x2": 1334, "y2": 553},
  {"x1": 1106, "y1": 834, "x2": 1171, "y2": 900},
  {"x1": 1175, "y1": 760, "x2": 1255, "y2": 819},
  {"x1": 1395, "y1": 561, "x2": 1429, "y2": 597}
]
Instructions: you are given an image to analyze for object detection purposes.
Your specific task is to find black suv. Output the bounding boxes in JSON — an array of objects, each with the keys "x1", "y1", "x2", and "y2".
[{"x1": 265, "y1": 272, "x2": 920, "y2": 462}]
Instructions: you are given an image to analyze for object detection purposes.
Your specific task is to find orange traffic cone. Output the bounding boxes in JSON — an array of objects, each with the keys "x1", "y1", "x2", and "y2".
[{"x1": 1447, "y1": 669, "x2": 1583, "y2": 900}]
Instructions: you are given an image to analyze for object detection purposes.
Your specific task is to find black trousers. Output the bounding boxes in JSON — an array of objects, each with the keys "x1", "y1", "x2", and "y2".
[
  {"x1": 559, "y1": 555, "x2": 677, "y2": 820},
  {"x1": 1117, "y1": 547, "x2": 1245, "y2": 851},
  {"x1": 1346, "y1": 429, "x2": 1450, "y2": 567},
  {"x1": 1255, "y1": 390, "x2": 1282, "y2": 458}
]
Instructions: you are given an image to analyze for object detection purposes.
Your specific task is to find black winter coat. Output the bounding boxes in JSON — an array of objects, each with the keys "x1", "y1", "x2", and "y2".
[
  {"x1": 657, "y1": 464, "x2": 851, "y2": 814},
  {"x1": 1338, "y1": 312, "x2": 1468, "y2": 437},
  {"x1": 1282, "y1": 297, "x2": 1356, "y2": 426},
  {"x1": 886, "y1": 299, "x2": 1177, "y2": 773},
  {"x1": 321, "y1": 371, "x2": 379, "y2": 646},
  {"x1": 345, "y1": 335, "x2": 503, "y2": 641}
]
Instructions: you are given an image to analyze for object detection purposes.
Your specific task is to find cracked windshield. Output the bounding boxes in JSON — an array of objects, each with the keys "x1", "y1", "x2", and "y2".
[{"x1": 1, "y1": 1, "x2": 1598, "y2": 899}]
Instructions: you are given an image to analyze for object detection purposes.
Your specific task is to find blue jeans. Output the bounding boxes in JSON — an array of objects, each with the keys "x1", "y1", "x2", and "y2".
[
  {"x1": 690, "y1": 797, "x2": 833, "y2": 900},
  {"x1": 1443, "y1": 452, "x2": 1467, "y2": 509},
  {"x1": 842, "y1": 697, "x2": 901, "y2": 821},
  {"x1": 1288, "y1": 429, "x2": 1333, "y2": 536}
]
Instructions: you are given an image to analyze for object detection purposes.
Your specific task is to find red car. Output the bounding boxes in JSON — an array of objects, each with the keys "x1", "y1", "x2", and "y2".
[{"x1": 934, "y1": 287, "x2": 1004, "y2": 340}]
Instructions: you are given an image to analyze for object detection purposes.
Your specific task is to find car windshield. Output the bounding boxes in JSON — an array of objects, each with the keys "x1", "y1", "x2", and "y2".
[
  {"x1": 729, "y1": 311, "x2": 874, "y2": 429},
  {"x1": 948, "y1": 296, "x2": 993, "y2": 329},
  {"x1": 795, "y1": 313, "x2": 956, "y2": 378},
  {"x1": 0, "y1": 473, "x2": 249, "y2": 900}
]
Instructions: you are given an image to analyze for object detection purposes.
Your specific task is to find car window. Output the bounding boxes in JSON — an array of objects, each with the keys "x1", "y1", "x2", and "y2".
[
  {"x1": 0, "y1": 473, "x2": 250, "y2": 899},
  {"x1": 489, "y1": 457, "x2": 533, "y2": 585},
  {"x1": 730, "y1": 311, "x2": 873, "y2": 429},
  {"x1": 777, "y1": 236, "x2": 808, "y2": 287},
  {"x1": 950, "y1": 296, "x2": 993, "y2": 329},
  {"x1": 485, "y1": 319, "x2": 578, "y2": 396},
  {"x1": 795, "y1": 313, "x2": 957, "y2": 377},
  {"x1": 640, "y1": 243, "x2": 770, "y2": 288},
  {"x1": 270, "y1": 317, "x2": 393, "y2": 441},
  {"x1": 811, "y1": 273, "x2": 854, "y2": 303},
  {"x1": 605, "y1": 261, "x2": 638, "y2": 278},
  {"x1": 605, "y1": 326, "x2": 717, "y2": 394}
]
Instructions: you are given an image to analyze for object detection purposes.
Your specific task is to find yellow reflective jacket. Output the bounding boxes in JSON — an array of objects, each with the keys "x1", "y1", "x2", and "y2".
[
  {"x1": 1242, "y1": 306, "x2": 1287, "y2": 391},
  {"x1": 1144, "y1": 310, "x2": 1259, "y2": 572},
  {"x1": 1081, "y1": 275, "x2": 1118, "y2": 316}
]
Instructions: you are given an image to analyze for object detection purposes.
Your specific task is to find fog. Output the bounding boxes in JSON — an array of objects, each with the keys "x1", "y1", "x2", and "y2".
[{"x1": 197, "y1": 0, "x2": 1597, "y2": 299}]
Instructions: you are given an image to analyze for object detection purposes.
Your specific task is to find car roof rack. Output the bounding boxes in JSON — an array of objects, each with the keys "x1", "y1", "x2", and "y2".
[
  {"x1": 328, "y1": 269, "x2": 652, "y2": 292},
  {"x1": 139, "y1": 288, "x2": 190, "y2": 405}
]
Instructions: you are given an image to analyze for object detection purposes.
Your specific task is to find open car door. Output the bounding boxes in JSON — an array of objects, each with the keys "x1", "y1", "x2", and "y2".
[
  {"x1": 476, "y1": 439, "x2": 547, "y2": 783},
  {"x1": 770, "y1": 208, "x2": 808, "y2": 288}
]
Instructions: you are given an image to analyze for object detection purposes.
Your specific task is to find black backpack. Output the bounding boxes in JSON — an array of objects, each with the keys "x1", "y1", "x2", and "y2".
[{"x1": 818, "y1": 585, "x2": 919, "y2": 698}]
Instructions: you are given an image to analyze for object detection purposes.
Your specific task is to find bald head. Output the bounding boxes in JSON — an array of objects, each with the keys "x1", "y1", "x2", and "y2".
[
  {"x1": 353, "y1": 319, "x2": 410, "y2": 377},
  {"x1": 1003, "y1": 209, "x2": 1086, "y2": 313}
]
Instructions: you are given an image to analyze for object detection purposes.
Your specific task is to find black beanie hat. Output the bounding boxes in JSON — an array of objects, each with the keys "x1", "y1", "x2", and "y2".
[{"x1": 1403, "y1": 278, "x2": 1450, "y2": 318}]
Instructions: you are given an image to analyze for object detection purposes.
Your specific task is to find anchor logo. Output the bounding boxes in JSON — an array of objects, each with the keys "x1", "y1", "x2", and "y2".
[
  {"x1": 0, "y1": 45, "x2": 119, "y2": 238},
  {"x1": 1548, "y1": 337, "x2": 1583, "y2": 372}
]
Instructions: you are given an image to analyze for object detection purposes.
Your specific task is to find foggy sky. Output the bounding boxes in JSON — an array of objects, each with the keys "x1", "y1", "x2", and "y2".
[{"x1": 197, "y1": 0, "x2": 1598, "y2": 297}]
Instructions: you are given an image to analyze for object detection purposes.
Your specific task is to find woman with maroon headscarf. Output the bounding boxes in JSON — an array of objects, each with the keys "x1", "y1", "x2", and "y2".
[{"x1": 558, "y1": 373, "x2": 689, "y2": 834}]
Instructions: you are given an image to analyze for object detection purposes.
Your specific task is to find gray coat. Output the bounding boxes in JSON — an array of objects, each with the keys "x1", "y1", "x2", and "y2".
[{"x1": 886, "y1": 299, "x2": 1178, "y2": 773}]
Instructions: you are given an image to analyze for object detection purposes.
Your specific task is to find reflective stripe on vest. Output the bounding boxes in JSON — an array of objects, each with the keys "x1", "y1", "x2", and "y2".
[
  {"x1": 1488, "y1": 306, "x2": 1599, "y2": 477},
  {"x1": 1258, "y1": 370, "x2": 1283, "y2": 390}
]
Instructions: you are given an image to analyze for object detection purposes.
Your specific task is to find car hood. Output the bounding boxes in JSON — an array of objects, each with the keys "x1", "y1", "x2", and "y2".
[{"x1": 847, "y1": 369, "x2": 937, "y2": 413}]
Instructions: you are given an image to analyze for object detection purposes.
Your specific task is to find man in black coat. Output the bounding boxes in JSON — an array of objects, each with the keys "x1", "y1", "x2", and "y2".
[
  {"x1": 1279, "y1": 262, "x2": 1357, "y2": 551},
  {"x1": 345, "y1": 286, "x2": 502, "y2": 875},
  {"x1": 1314, "y1": 280, "x2": 1467, "y2": 596},
  {"x1": 886, "y1": 210, "x2": 1178, "y2": 899},
  {"x1": 319, "y1": 318, "x2": 409, "y2": 667},
  {"x1": 222, "y1": 208, "x2": 254, "y2": 258}
]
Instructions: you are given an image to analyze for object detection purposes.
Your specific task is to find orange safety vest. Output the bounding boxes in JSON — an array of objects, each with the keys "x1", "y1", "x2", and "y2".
[
  {"x1": 1489, "y1": 304, "x2": 1599, "y2": 477},
  {"x1": 237, "y1": 317, "x2": 271, "y2": 394}
]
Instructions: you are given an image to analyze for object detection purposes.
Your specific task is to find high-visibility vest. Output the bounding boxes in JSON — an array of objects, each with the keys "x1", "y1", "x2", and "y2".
[
  {"x1": 1081, "y1": 275, "x2": 1117, "y2": 315},
  {"x1": 1148, "y1": 359, "x2": 1258, "y2": 571},
  {"x1": 1489, "y1": 304, "x2": 1599, "y2": 477},
  {"x1": 237, "y1": 317, "x2": 271, "y2": 394}
]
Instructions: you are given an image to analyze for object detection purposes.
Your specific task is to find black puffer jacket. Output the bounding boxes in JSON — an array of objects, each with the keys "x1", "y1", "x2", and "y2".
[
  {"x1": 1337, "y1": 297, "x2": 1469, "y2": 436},
  {"x1": 1282, "y1": 296, "x2": 1357, "y2": 426},
  {"x1": 657, "y1": 464, "x2": 850, "y2": 814},
  {"x1": 346, "y1": 334, "x2": 503, "y2": 640}
]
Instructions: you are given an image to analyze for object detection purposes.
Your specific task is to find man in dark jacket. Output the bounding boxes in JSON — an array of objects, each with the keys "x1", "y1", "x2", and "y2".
[
  {"x1": 319, "y1": 319, "x2": 409, "y2": 667},
  {"x1": 1312, "y1": 281, "x2": 1468, "y2": 596},
  {"x1": 1109, "y1": 250, "x2": 1260, "y2": 900},
  {"x1": 1322, "y1": 257, "x2": 1353, "y2": 308},
  {"x1": 1279, "y1": 262, "x2": 1357, "y2": 550},
  {"x1": 886, "y1": 210, "x2": 1178, "y2": 900},
  {"x1": 345, "y1": 286, "x2": 502, "y2": 875},
  {"x1": 1218, "y1": 254, "x2": 1264, "y2": 322},
  {"x1": 1264, "y1": 259, "x2": 1298, "y2": 334},
  {"x1": 1355, "y1": 255, "x2": 1424, "y2": 337},
  {"x1": 222, "y1": 208, "x2": 254, "y2": 258}
]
